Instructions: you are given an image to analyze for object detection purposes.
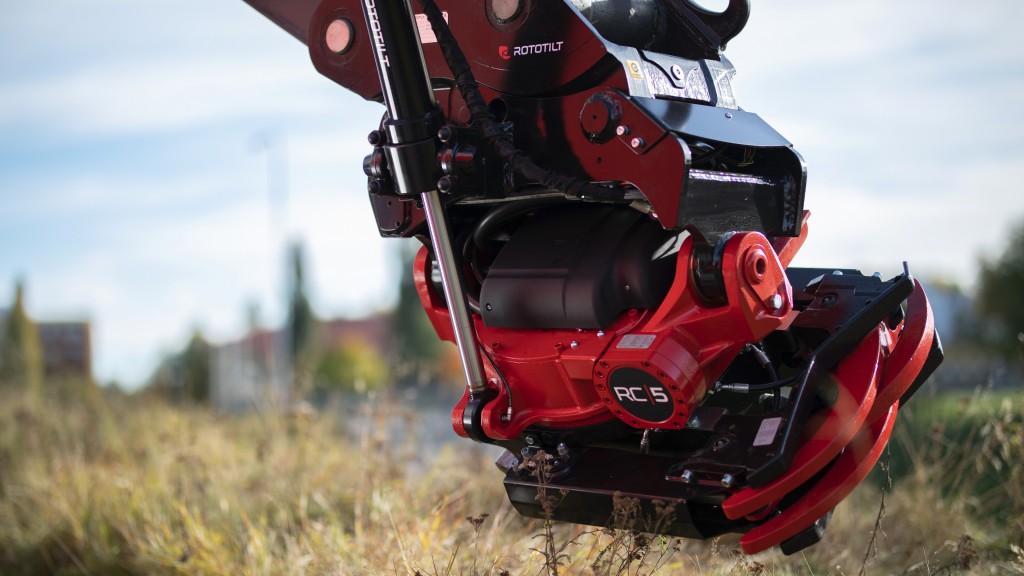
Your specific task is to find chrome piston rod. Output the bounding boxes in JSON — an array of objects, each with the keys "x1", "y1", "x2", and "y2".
[
  {"x1": 421, "y1": 189, "x2": 487, "y2": 395},
  {"x1": 358, "y1": 0, "x2": 487, "y2": 397}
]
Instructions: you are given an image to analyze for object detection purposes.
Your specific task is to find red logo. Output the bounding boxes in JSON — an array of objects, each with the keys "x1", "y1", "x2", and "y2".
[{"x1": 498, "y1": 46, "x2": 510, "y2": 60}]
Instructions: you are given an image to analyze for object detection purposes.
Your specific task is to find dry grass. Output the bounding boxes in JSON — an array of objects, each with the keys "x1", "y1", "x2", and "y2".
[{"x1": 0, "y1": 384, "x2": 1021, "y2": 575}]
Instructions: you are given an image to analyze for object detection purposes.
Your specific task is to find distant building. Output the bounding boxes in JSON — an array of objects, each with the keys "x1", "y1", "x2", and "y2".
[
  {"x1": 321, "y1": 314, "x2": 392, "y2": 353},
  {"x1": 210, "y1": 328, "x2": 291, "y2": 411},
  {"x1": 208, "y1": 313, "x2": 394, "y2": 411},
  {"x1": 38, "y1": 321, "x2": 92, "y2": 378},
  {"x1": 0, "y1": 305, "x2": 92, "y2": 380}
]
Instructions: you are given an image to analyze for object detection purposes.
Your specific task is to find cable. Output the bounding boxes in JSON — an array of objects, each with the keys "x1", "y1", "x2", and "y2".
[
  {"x1": 744, "y1": 343, "x2": 778, "y2": 381},
  {"x1": 479, "y1": 345, "x2": 514, "y2": 422},
  {"x1": 714, "y1": 373, "x2": 799, "y2": 394},
  {"x1": 416, "y1": 0, "x2": 625, "y2": 202}
]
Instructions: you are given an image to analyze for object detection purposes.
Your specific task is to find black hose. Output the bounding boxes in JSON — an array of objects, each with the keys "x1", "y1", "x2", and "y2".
[
  {"x1": 471, "y1": 198, "x2": 565, "y2": 254},
  {"x1": 416, "y1": 0, "x2": 625, "y2": 202},
  {"x1": 715, "y1": 374, "x2": 799, "y2": 394}
]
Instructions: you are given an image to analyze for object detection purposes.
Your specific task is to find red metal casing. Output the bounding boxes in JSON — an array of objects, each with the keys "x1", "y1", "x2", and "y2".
[{"x1": 415, "y1": 230, "x2": 795, "y2": 439}]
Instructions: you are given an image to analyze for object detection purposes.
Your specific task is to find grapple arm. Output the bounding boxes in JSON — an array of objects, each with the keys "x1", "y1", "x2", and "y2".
[{"x1": 238, "y1": 0, "x2": 943, "y2": 555}]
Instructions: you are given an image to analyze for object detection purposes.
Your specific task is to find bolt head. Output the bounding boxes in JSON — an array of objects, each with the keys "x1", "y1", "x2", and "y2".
[
  {"x1": 670, "y1": 64, "x2": 685, "y2": 80},
  {"x1": 721, "y1": 474, "x2": 735, "y2": 488},
  {"x1": 630, "y1": 137, "x2": 645, "y2": 149},
  {"x1": 570, "y1": 341, "x2": 579, "y2": 349},
  {"x1": 437, "y1": 176, "x2": 455, "y2": 192},
  {"x1": 615, "y1": 125, "x2": 630, "y2": 137},
  {"x1": 769, "y1": 294, "x2": 784, "y2": 311},
  {"x1": 680, "y1": 470, "x2": 694, "y2": 484}
]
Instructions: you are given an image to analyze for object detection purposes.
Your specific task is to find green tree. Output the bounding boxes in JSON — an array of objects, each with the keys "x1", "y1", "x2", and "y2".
[
  {"x1": 391, "y1": 240, "x2": 445, "y2": 385},
  {"x1": 145, "y1": 329, "x2": 211, "y2": 404},
  {"x1": 178, "y1": 331, "x2": 211, "y2": 403},
  {"x1": 314, "y1": 339, "x2": 387, "y2": 393},
  {"x1": 286, "y1": 242, "x2": 319, "y2": 399},
  {"x1": 0, "y1": 280, "x2": 44, "y2": 394},
  {"x1": 976, "y1": 220, "x2": 1024, "y2": 360}
]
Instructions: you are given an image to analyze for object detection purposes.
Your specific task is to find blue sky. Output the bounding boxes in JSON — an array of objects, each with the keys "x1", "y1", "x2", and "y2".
[{"x1": 2, "y1": 0, "x2": 1023, "y2": 388}]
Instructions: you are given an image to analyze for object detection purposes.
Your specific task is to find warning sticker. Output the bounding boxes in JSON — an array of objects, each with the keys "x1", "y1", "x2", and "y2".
[
  {"x1": 617, "y1": 334, "x2": 656, "y2": 349},
  {"x1": 625, "y1": 59, "x2": 644, "y2": 79},
  {"x1": 415, "y1": 12, "x2": 449, "y2": 44},
  {"x1": 753, "y1": 417, "x2": 782, "y2": 447}
]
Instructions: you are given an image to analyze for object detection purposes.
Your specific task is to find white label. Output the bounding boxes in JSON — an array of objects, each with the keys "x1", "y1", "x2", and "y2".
[
  {"x1": 415, "y1": 12, "x2": 448, "y2": 44},
  {"x1": 617, "y1": 334, "x2": 656, "y2": 349},
  {"x1": 753, "y1": 417, "x2": 782, "y2": 447}
]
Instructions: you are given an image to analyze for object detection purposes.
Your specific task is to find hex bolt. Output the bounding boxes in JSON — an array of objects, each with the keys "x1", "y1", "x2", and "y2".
[
  {"x1": 721, "y1": 474, "x2": 736, "y2": 488},
  {"x1": 679, "y1": 470, "x2": 694, "y2": 484},
  {"x1": 630, "y1": 137, "x2": 645, "y2": 149},
  {"x1": 768, "y1": 294, "x2": 784, "y2": 311},
  {"x1": 615, "y1": 125, "x2": 630, "y2": 137}
]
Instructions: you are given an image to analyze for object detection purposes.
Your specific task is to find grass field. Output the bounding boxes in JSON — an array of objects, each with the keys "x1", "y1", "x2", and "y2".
[{"x1": 0, "y1": 383, "x2": 1022, "y2": 575}]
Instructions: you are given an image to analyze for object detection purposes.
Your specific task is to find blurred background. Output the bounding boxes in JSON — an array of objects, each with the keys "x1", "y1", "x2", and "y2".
[
  {"x1": 1, "y1": 1, "x2": 1023, "y2": 573},
  {"x1": 1, "y1": 0, "x2": 1023, "y2": 396}
]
